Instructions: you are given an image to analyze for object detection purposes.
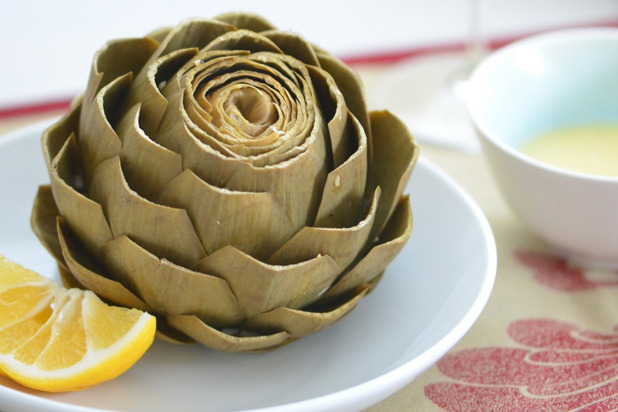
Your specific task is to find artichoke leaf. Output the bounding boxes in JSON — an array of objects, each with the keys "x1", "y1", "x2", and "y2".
[
  {"x1": 262, "y1": 30, "x2": 320, "y2": 66},
  {"x1": 154, "y1": 316, "x2": 195, "y2": 344},
  {"x1": 157, "y1": 169, "x2": 295, "y2": 259},
  {"x1": 88, "y1": 156, "x2": 206, "y2": 267},
  {"x1": 103, "y1": 236, "x2": 244, "y2": 328},
  {"x1": 157, "y1": 80, "x2": 238, "y2": 159},
  {"x1": 214, "y1": 12, "x2": 277, "y2": 33},
  {"x1": 30, "y1": 186, "x2": 81, "y2": 290},
  {"x1": 367, "y1": 110, "x2": 419, "y2": 242},
  {"x1": 166, "y1": 314, "x2": 289, "y2": 352},
  {"x1": 316, "y1": 50, "x2": 371, "y2": 142},
  {"x1": 41, "y1": 98, "x2": 81, "y2": 169},
  {"x1": 177, "y1": 49, "x2": 250, "y2": 80},
  {"x1": 49, "y1": 134, "x2": 113, "y2": 255},
  {"x1": 307, "y1": 65, "x2": 352, "y2": 168},
  {"x1": 31, "y1": 186, "x2": 64, "y2": 264},
  {"x1": 321, "y1": 195, "x2": 413, "y2": 301},
  {"x1": 149, "y1": 18, "x2": 235, "y2": 67},
  {"x1": 201, "y1": 29, "x2": 283, "y2": 55},
  {"x1": 79, "y1": 73, "x2": 131, "y2": 183},
  {"x1": 124, "y1": 47, "x2": 198, "y2": 136},
  {"x1": 146, "y1": 27, "x2": 172, "y2": 44},
  {"x1": 244, "y1": 285, "x2": 369, "y2": 338},
  {"x1": 268, "y1": 186, "x2": 380, "y2": 269},
  {"x1": 80, "y1": 37, "x2": 159, "y2": 127},
  {"x1": 56, "y1": 263, "x2": 84, "y2": 290},
  {"x1": 56, "y1": 217, "x2": 150, "y2": 311},
  {"x1": 116, "y1": 104, "x2": 183, "y2": 198},
  {"x1": 314, "y1": 111, "x2": 367, "y2": 228},
  {"x1": 193, "y1": 245, "x2": 340, "y2": 318}
]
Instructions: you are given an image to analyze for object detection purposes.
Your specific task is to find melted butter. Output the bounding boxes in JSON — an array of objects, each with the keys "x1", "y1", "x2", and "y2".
[{"x1": 520, "y1": 124, "x2": 618, "y2": 177}]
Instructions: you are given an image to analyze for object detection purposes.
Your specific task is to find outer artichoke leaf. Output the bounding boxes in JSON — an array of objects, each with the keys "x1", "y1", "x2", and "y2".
[
  {"x1": 146, "y1": 27, "x2": 172, "y2": 44},
  {"x1": 56, "y1": 217, "x2": 150, "y2": 311},
  {"x1": 80, "y1": 37, "x2": 159, "y2": 127},
  {"x1": 116, "y1": 104, "x2": 183, "y2": 198},
  {"x1": 88, "y1": 156, "x2": 206, "y2": 267},
  {"x1": 214, "y1": 12, "x2": 277, "y2": 33},
  {"x1": 79, "y1": 73, "x2": 131, "y2": 183},
  {"x1": 268, "y1": 187, "x2": 380, "y2": 270},
  {"x1": 368, "y1": 271, "x2": 385, "y2": 290},
  {"x1": 244, "y1": 285, "x2": 369, "y2": 338},
  {"x1": 103, "y1": 236, "x2": 244, "y2": 328},
  {"x1": 321, "y1": 195, "x2": 412, "y2": 301},
  {"x1": 261, "y1": 30, "x2": 320, "y2": 66},
  {"x1": 30, "y1": 185, "x2": 64, "y2": 264},
  {"x1": 201, "y1": 29, "x2": 283, "y2": 55},
  {"x1": 314, "y1": 111, "x2": 367, "y2": 229},
  {"x1": 124, "y1": 47, "x2": 198, "y2": 136},
  {"x1": 315, "y1": 50, "x2": 370, "y2": 141},
  {"x1": 166, "y1": 314, "x2": 289, "y2": 352},
  {"x1": 49, "y1": 134, "x2": 113, "y2": 256},
  {"x1": 157, "y1": 169, "x2": 295, "y2": 259},
  {"x1": 367, "y1": 110, "x2": 419, "y2": 243},
  {"x1": 56, "y1": 263, "x2": 85, "y2": 290},
  {"x1": 307, "y1": 65, "x2": 352, "y2": 168},
  {"x1": 154, "y1": 316, "x2": 195, "y2": 344},
  {"x1": 41, "y1": 97, "x2": 81, "y2": 169},
  {"x1": 193, "y1": 245, "x2": 340, "y2": 318}
]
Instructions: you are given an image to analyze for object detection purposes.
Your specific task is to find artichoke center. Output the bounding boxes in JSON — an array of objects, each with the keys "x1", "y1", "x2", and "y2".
[{"x1": 220, "y1": 86, "x2": 277, "y2": 137}]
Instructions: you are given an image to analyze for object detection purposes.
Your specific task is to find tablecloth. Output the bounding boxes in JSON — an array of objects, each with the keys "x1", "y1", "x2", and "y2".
[{"x1": 0, "y1": 58, "x2": 617, "y2": 412}]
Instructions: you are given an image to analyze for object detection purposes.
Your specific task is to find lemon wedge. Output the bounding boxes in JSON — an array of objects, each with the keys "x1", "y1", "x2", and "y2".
[{"x1": 0, "y1": 255, "x2": 156, "y2": 392}]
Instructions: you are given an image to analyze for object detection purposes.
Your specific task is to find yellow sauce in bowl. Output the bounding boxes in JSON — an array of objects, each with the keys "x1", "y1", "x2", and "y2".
[{"x1": 520, "y1": 125, "x2": 618, "y2": 177}]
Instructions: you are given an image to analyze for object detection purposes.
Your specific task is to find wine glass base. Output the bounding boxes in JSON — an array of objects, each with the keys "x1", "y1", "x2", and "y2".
[{"x1": 369, "y1": 52, "x2": 481, "y2": 153}]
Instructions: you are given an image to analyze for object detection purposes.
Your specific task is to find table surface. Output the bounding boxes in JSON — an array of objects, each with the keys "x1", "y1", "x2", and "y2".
[{"x1": 1, "y1": 4, "x2": 618, "y2": 410}]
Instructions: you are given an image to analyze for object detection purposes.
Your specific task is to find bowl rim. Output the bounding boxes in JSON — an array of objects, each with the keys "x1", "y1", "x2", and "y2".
[{"x1": 466, "y1": 27, "x2": 618, "y2": 183}]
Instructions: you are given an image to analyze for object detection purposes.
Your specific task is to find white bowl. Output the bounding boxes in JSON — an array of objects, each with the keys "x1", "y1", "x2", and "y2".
[{"x1": 467, "y1": 28, "x2": 618, "y2": 269}]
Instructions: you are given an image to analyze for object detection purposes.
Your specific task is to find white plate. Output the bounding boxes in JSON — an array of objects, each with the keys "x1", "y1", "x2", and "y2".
[{"x1": 0, "y1": 121, "x2": 496, "y2": 412}]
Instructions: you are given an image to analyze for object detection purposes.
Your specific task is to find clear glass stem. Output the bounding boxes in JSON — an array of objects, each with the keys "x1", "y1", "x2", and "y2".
[{"x1": 466, "y1": 0, "x2": 486, "y2": 71}]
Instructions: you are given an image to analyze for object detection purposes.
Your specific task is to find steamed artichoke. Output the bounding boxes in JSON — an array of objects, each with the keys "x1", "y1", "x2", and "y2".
[{"x1": 31, "y1": 12, "x2": 419, "y2": 351}]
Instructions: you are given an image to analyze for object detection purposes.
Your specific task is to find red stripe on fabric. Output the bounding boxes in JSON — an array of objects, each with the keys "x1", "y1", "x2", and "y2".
[
  {"x1": 341, "y1": 19, "x2": 618, "y2": 65},
  {"x1": 0, "y1": 98, "x2": 73, "y2": 119}
]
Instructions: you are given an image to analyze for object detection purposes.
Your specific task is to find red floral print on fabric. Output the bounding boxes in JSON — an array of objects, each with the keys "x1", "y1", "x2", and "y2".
[
  {"x1": 515, "y1": 250, "x2": 618, "y2": 292},
  {"x1": 425, "y1": 319, "x2": 618, "y2": 411}
]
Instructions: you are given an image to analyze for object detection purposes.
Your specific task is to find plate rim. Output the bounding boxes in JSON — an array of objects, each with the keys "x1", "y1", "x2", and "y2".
[{"x1": 0, "y1": 120, "x2": 497, "y2": 412}]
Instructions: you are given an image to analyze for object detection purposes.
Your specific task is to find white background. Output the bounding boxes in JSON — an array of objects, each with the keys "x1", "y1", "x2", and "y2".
[{"x1": 1, "y1": 0, "x2": 618, "y2": 108}]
